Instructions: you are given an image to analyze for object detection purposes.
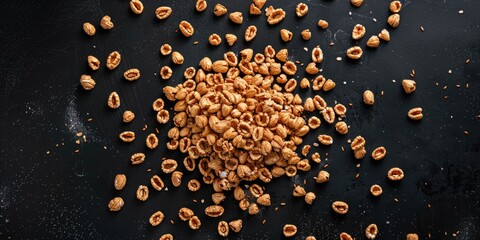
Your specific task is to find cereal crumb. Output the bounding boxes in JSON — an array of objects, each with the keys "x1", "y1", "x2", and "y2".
[{"x1": 336, "y1": 57, "x2": 342, "y2": 61}]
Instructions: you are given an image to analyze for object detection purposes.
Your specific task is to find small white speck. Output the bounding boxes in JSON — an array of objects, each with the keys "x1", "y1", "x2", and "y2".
[
  {"x1": 448, "y1": 69, "x2": 452, "y2": 74},
  {"x1": 450, "y1": 116, "x2": 454, "y2": 119},
  {"x1": 154, "y1": 73, "x2": 157, "y2": 76},
  {"x1": 93, "y1": 45, "x2": 96, "y2": 48},
  {"x1": 373, "y1": 18, "x2": 377, "y2": 22},
  {"x1": 386, "y1": 221, "x2": 390, "y2": 224},
  {"x1": 303, "y1": 47, "x2": 308, "y2": 52},
  {"x1": 458, "y1": 10, "x2": 464, "y2": 14},
  {"x1": 349, "y1": 11, "x2": 352, "y2": 16},
  {"x1": 343, "y1": 81, "x2": 347, "y2": 85},
  {"x1": 392, "y1": 80, "x2": 396, "y2": 83},
  {"x1": 104, "y1": 146, "x2": 107, "y2": 149},
  {"x1": 336, "y1": 57, "x2": 342, "y2": 61}
]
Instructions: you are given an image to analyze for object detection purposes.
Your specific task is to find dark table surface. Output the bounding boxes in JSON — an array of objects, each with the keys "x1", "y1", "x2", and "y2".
[{"x1": 1, "y1": 0, "x2": 480, "y2": 239}]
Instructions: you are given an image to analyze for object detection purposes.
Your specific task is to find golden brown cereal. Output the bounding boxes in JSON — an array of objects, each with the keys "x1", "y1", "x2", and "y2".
[
  {"x1": 340, "y1": 232, "x2": 353, "y2": 240},
  {"x1": 161, "y1": 159, "x2": 178, "y2": 174},
  {"x1": 283, "y1": 224, "x2": 297, "y2": 237},
  {"x1": 301, "y1": 29, "x2": 311, "y2": 40},
  {"x1": 130, "y1": 0, "x2": 144, "y2": 14},
  {"x1": 351, "y1": 0, "x2": 364, "y2": 7},
  {"x1": 119, "y1": 131, "x2": 135, "y2": 142},
  {"x1": 172, "y1": 51, "x2": 184, "y2": 65},
  {"x1": 179, "y1": 21, "x2": 194, "y2": 37},
  {"x1": 335, "y1": 121, "x2": 349, "y2": 135},
  {"x1": 159, "y1": 234, "x2": 173, "y2": 240},
  {"x1": 87, "y1": 56, "x2": 100, "y2": 70},
  {"x1": 249, "y1": 3, "x2": 261, "y2": 15},
  {"x1": 212, "y1": 193, "x2": 226, "y2": 204},
  {"x1": 293, "y1": 185, "x2": 306, "y2": 197},
  {"x1": 146, "y1": 133, "x2": 159, "y2": 149},
  {"x1": 131, "y1": 152, "x2": 145, "y2": 165},
  {"x1": 249, "y1": 184, "x2": 264, "y2": 198},
  {"x1": 365, "y1": 224, "x2": 378, "y2": 239},
  {"x1": 306, "y1": 62, "x2": 319, "y2": 75},
  {"x1": 308, "y1": 116, "x2": 321, "y2": 129},
  {"x1": 332, "y1": 201, "x2": 349, "y2": 214},
  {"x1": 160, "y1": 44, "x2": 172, "y2": 55},
  {"x1": 318, "y1": 19, "x2": 329, "y2": 29},
  {"x1": 311, "y1": 47, "x2": 324, "y2": 63},
  {"x1": 305, "y1": 192, "x2": 316, "y2": 204},
  {"x1": 390, "y1": 1, "x2": 402, "y2": 13},
  {"x1": 100, "y1": 15, "x2": 114, "y2": 30},
  {"x1": 248, "y1": 203, "x2": 259, "y2": 215},
  {"x1": 352, "y1": 24, "x2": 366, "y2": 40},
  {"x1": 276, "y1": 49, "x2": 288, "y2": 62},
  {"x1": 363, "y1": 90, "x2": 375, "y2": 105},
  {"x1": 322, "y1": 107, "x2": 336, "y2": 124},
  {"x1": 370, "y1": 184, "x2": 383, "y2": 197},
  {"x1": 323, "y1": 79, "x2": 336, "y2": 91},
  {"x1": 229, "y1": 219, "x2": 243, "y2": 233},
  {"x1": 267, "y1": 8, "x2": 286, "y2": 25},
  {"x1": 311, "y1": 152, "x2": 321, "y2": 163},
  {"x1": 171, "y1": 171, "x2": 183, "y2": 187},
  {"x1": 114, "y1": 174, "x2": 127, "y2": 190},
  {"x1": 136, "y1": 185, "x2": 149, "y2": 201},
  {"x1": 205, "y1": 205, "x2": 224, "y2": 217},
  {"x1": 402, "y1": 79, "x2": 417, "y2": 94},
  {"x1": 316, "y1": 170, "x2": 329, "y2": 183},
  {"x1": 151, "y1": 175, "x2": 164, "y2": 191},
  {"x1": 229, "y1": 12, "x2": 243, "y2": 24},
  {"x1": 189, "y1": 216, "x2": 201, "y2": 229},
  {"x1": 233, "y1": 187, "x2": 245, "y2": 201},
  {"x1": 300, "y1": 78, "x2": 310, "y2": 89},
  {"x1": 280, "y1": 29, "x2": 293, "y2": 42},
  {"x1": 257, "y1": 194, "x2": 271, "y2": 206},
  {"x1": 306, "y1": 236, "x2": 316, "y2": 240},
  {"x1": 378, "y1": 29, "x2": 391, "y2": 41},
  {"x1": 187, "y1": 179, "x2": 201, "y2": 192},
  {"x1": 184, "y1": 67, "x2": 196, "y2": 79},
  {"x1": 107, "y1": 92, "x2": 121, "y2": 109},
  {"x1": 225, "y1": 34, "x2": 238, "y2": 46},
  {"x1": 83, "y1": 22, "x2": 96, "y2": 36},
  {"x1": 408, "y1": 107, "x2": 423, "y2": 120},
  {"x1": 214, "y1": 3, "x2": 227, "y2": 16},
  {"x1": 334, "y1": 104, "x2": 347, "y2": 117},
  {"x1": 123, "y1": 68, "x2": 140, "y2": 81},
  {"x1": 387, "y1": 167, "x2": 404, "y2": 181},
  {"x1": 372, "y1": 147, "x2": 387, "y2": 160},
  {"x1": 179, "y1": 207, "x2": 194, "y2": 221},
  {"x1": 108, "y1": 197, "x2": 124, "y2": 211},
  {"x1": 388, "y1": 14, "x2": 401, "y2": 28},
  {"x1": 301, "y1": 145, "x2": 311, "y2": 157},
  {"x1": 318, "y1": 134, "x2": 333, "y2": 145},
  {"x1": 406, "y1": 233, "x2": 419, "y2": 240},
  {"x1": 149, "y1": 211, "x2": 164, "y2": 226},
  {"x1": 354, "y1": 147, "x2": 367, "y2": 160},
  {"x1": 212, "y1": 60, "x2": 229, "y2": 73},
  {"x1": 196, "y1": 0, "x2": 207, "y2": 12},
  {"x1": 367, "y1": 36, "x2": 380, "y2": 48},
  {"x1": 106, "y1": 51, "x2": 121, "y2": 70},
  {"x1": 351, "y1": 136, "x2": 366, "y2": 151},
  {"x1": 209, "y1": 34, "x2": 222, "y2": 46},
  {"x1": 156, "y1": 6, "x2": 172, "y2": 19},
  {"x1": 218, "y1": 221, "x2": 229, "y2": 237},
  {"x1": 245, "y1": 26, "x2": 258, "y2": 42},
  {"x1": 296, "y1": 3, "x2": 308, "y2": 17},
  {"x1": 80, "y1": 74, "x2": 96, "y2": 90},
  {"x1": 346, "y1": 46, "x2": 363, "y2": 59},
  {"x1": 152, "y1": 98, "x2": 165, "y2": 111},
  {"x1": 160, "y1": 66, "x2": 173, "y2": 80}
]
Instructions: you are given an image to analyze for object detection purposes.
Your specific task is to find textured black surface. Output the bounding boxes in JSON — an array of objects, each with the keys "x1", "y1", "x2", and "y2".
[{"x1": 1, "y1": 0, "x2": 480, "y2": 239}]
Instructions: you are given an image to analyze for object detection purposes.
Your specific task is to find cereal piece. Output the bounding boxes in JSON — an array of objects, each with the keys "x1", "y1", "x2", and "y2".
[
  {"x1": 152, "y1": 98, "x2": 165, "y2": 111},
  {"x1": 354, "y1": 148, "x2": 367, "y2": 159},
  {"x1": 387, "y1": 167, "x2": 404, "y2": 181},
  {"x1": 114, "y1": 174, "x2": 127, "y2": 190},
  {"x1": 107, "y1": 91, "x2": 121, "y2": 109},
  {"x1": 371, "y1": 147, "x2": 386, "y2": 160},
  {"x1": 301, "y1": 29, "x2": 311, "y2": 40},
  {"x1": 406, "y1": 233, "x2": 419, "y2": 240},
  {"x1": 156, "y1": 6, "x2": 172, "y2": 19},
  {"x1": 365, "y1": 224, "x2": 378, "y2": 239},
  {"x1": 229, "y1": 219, "x2": 243, "y2": 233},
  {"x1": 387, "y1": 14, "x2": 400, "y2": 28},
  {"x1": 195, "y1": 0, "x2": 207, "y2": 12},
  {"x1": 151, "y1": 175, "x2": 165, "y2": 191},
  {"x1": 306, "y1": 62, "x2": 319, "y2": 74},
  {"x1": 334, "y1": 104, "x2": 347, "y2": 117},
  {"x1": 209, "y1": 33, "x2": 222, "y2": 46},
  {"x1": 108, "y1": 197, "x2": 124, "y2": 211},
  {"x1": 218, "y1": 221, "x2": 229, "y2": 237},
  {"x1": 146, "y1": 133, "x2": 159, "y2": 149},
  {"x1": 293, "y1": 185, "x2": 306, "y2": 197},
  {"x1": 283, "y1": 224, "x2": 297, "y2": 237},
  {"x1": 172, "y1": 51, "x2": 184, "y2": 65},
  {"x1": 296, "y1": 3, "x2": 308, "y2": 17},
  {"x1": 316, "y1": 170, "x2": 329, "y2": 183},
  {"x1": 346, "y1": 46, "x2": 363, "y2": 59},
  {"x1": 160, "y1": 66, "x2": 173, "y2": 80},
  {"x1": 130, "y1": 0, "x2": 144, "y2": 14},
  {"x1": 301, "y1": 145, "x2": 311, "y2": 157},
  {"x1": 205, "y1": 205, "x2": 225, "y2": 217},
  {"x1": 363, "y1": 90, "x2": 375, "y2": 105},
  {"x1": 318, "y1": 19, "x2": 329, "y2": 29},
  {"x1": 378, "y1": 29, "x2": 391, "y2": 41},
  {"x1": 189, "y1": 216, "x2": 201, "y2": 229},
  {"x1": 171, "y1": 171, "x2": 183, "y2": 187},
  {"x1": 308, "y1": 116, "x2": 321, "y2": 129},
  {"x1": 300, "y1": 78, "x2": 310, "y2": 89},
  {"x1": 311, "y1": 152, "x2": 321, "y2": 163},
  {"x1": 306, "y1": 236, "x2": 316, "y2": 240},
  {"x1": 322, "y1": 107, "x2": 335, "y2": 124},
  {"x1": 351, "y1": 136, "x2": 366, "y2": 151},
  {"x1": 323, "y1": 79, "x2": 336, "y2": 91},
  {"x1": 149, "y1": 211, "x2": 164, "y2": 226},
  {"x1": 248, "y1": 203, "x2": 259, "y2": 215},
  {"x1": 340, "y1": 232, "x2": 353, "y2": 240},
  {"x1": 370, "y1": 184, "x2": 383, "y2": 196},
  {"x1": 179, "y1": 21, "x2": 194, "y2": 37},
  {"x1": 267, "y1": 8, "x2": 286, "y2": 25},
  {"x1": 249, "y1": 3, "x2": 261, "y2": 15},
  {"x1": 318, "y1": 134, "x2": 333, "y2": 145},
  {"x1": 212, "y1": 60, "x2": 229, "y2": 73},
  {"x1": 229, "y1": 12, "x2": 243, "y2": 24},
  {"x1": 225, "y1": 34, "x2": 237, "y2": 46},
  {"x1": 188, "y1": 179, "x2": 201, "y2": 192},
  {"x1": 130, "y1": 152, "x2": 145, "y2": 165},
  {"x1": 283, "y1": 63, "x2": 297, "y2": 76},
  {"x1": 213, "y1": 3, "x2": 227, "y2": 16},
  {"x1": 407, "y1": 107, "x2": 423, "y2": 120},
  {"x1": 332, "y1": 201, "x2": 349, "y2": 214},
  {"x1": 351, "y1": 0, "x2": 363, "y2": 7},
  {"x1": 87, "y1": 56, "x2": 100, "y2": 70},
  {"x1": 136, "y1": 185, "x2": 149, "y2": 201},
  {"x1": 161, "y1": 159, "x2": 178, "y2": 174},
  {"x1": 367, "y1": 36, "x2": 380, "y2": 48},
  {"x1": 123, "y1": 68, "x2": 140, "y2": 81},
  {"x1": 160, "y1": 44, "x2": 172, "y2": 55},
  {"x1": 179, "y1": 207, "x2": 194, "y2": 221},
  {"x1": 106, "y1": 51, "x2": 121, "y2": 70},
  {"x1": 212, "y1": 193, "x2": 225, "y2": 204},
  {"x1": 159, "y1": 234, "x2": 173, "y2": 240},
  {"x1": 245, "y1": 26, "x2": 258, "y2": 42},
  {"x1": 335, "y1": 121, "x2": 349, "y2": 134},
  {"x1": 100, "y1": 15, "x2": 114, "y2": 30},
  {"x1": 389, "y1": 1, "x2": 402, "y2": 13},
  {"x1": 257, "y1": 194, "x2": 271, "y2": 206},
  {"x1": 304, "y1": 192, "x2": 316, "y2": 204},
  {"x1": 352, "y1": 24, "x2": 366, "y2": 40},
  {"x1": 311, "y1": 47, "x2": 324, "y2": 63},
  {"x1": 119, "y1": 131, "x2": 135, "y2": 142},
  {"x1": 83, "y1": 22, "x2": 96, "y2": 36},
  {"x1": 249, "y1": 184, "x2": 264, "y2": 197},
  {"x1": 80, "y1": 74, "x2": 96, "y2": 90},
  {"x1": 280, "y1": 29, "x2": 293, "y2": 42},
  {"x1": 402, "y1": 79, "x2": 417, "y2": 94}
]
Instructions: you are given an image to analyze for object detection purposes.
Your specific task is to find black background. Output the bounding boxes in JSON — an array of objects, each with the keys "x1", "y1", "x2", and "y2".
[{"x1": 1, "y1": 0, "x2": 480, "y2": 239}]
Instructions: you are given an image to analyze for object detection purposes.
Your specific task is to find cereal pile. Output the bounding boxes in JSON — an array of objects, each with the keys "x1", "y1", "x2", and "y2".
[{"x1": 80, "y1": 0, "x2": 421, "y2": 239}]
